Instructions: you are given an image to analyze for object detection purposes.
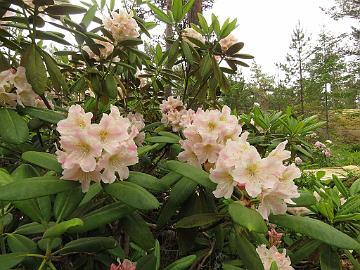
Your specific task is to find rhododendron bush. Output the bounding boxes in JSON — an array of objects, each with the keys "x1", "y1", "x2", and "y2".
[{"x1": 0, "y1": 0, "x2": 359, "y2": 270}]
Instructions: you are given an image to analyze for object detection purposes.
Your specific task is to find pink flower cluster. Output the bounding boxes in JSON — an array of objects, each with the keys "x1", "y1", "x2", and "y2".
[
  {"x1": 209, "y1": 135, "x2": 300, "y2": 219},
  {"x1": 178, "y1": 105, "x2": 242, "y2": 167},
  {"x1": 103, "y1": 10, "x2": 140, "y2": 43},
  {"x1": 268, "y1": 225, "x2": 283, "y2": 247},
  {"x1": 56, "y1": 105, "x2": 139, "y2": 192},
  {"x1": 256, "y1": 245, "x2": 293, "y2": 270},
  {"x1": 314, "y1": 141, "x2": 331, "y2": 158},
  {"x1": 160, "y1": 96, "x2": 195, "y2": 132},
  {"x1": 110, "y1": 259, "x2": 136, "y2": 270},
  {"x1": 0, "y1": 67, "x2": 50, "y2": 108}
]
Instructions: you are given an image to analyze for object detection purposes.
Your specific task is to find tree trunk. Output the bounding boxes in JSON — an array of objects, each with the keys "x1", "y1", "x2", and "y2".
[
  {"x1": 188, "y1": 0, "x2": 203, "y2": 25},
  {"x1": 164, "y1": 0, "x2": 173, "y2": 97}
]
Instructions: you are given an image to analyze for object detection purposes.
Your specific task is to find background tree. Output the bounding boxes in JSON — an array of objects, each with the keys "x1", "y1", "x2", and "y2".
[{"x1": 277, "y1": 22, "x2": 312, "y2": 115}]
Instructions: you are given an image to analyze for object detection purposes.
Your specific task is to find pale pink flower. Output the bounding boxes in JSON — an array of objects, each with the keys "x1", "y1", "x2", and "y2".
[
  {"x1": 257, "y1": 181, "x2": 299, "y2": 219},
  {"x1": 110, "y1": 259, "x2": 136, "y2": 270},
  {"x1": 0, "y1": 88, "x2": 17, "y2": 107},
  {"x1": 179, "y1": 109, "x2": 195, "y2": 128},
  {"x1": 62, "y1": 164, "x2": 101, "y2": 192},
  {"x1": 256, "y1": 245, "x2": 294, "y2": 270},
  {"x1": 127, "y1": 112, "x2": 146, "y2": 145},
  {"x1": 219, "y1": 34, "x2": 238, "y2": 52},
  {"x1": 193, "y1": 137, "x2": 223, "y2": 164},
  {"x1": 209, "y1": 166, "x2": 237, "y2": 199},
  {"x1": 294, "y1": 157, "x2": 302, "y2": 165},
  {"x1": 98, "y1": 141, "x2": 138, "y2": 183},
  {"x1": 178, "y1": 105, "x2": 242, "y2": 167},
  {"x1": 60, "y1": 131, "x2": 103, "y2": 172},
  {"x1": 160, "y1": 96, "x2": 184, "y2": 114},
  {"x1": 182, "y1": 27, "x2": 205, "y2": 47},
  {"x1": 103, "y1": 10, "x2": 140, "y2": 43},
  {"x1": 322, "y1": 149, "x2": 331, "y2": 158},
  {"x1": 178, "y1": 140, "x2": 202, "y2": 168},
  {"x1": 314, "y1": 141, "x2": 326, "y2": 149},
  {"x1": 84, "y1": 38, "x2": 114, "y2": 61},
  {"x1": 267, "y1": 141, "x2": 291, "y2": 163},
  {"x1": 57, "y1": 105, "x2": 93, "y2": 136},
  {"x1": 279, "y1": 164, "x2": 301, "y2": 182},
  {"x1": 88, "y1": 113, "x2": 130, "y2": 153},
  {"x1": 232, "y1": 148, "x2": 277, "y2": 197}
]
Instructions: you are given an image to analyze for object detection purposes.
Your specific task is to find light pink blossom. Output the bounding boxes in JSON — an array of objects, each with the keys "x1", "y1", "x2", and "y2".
[
  {"x1": 103, "y1": 10, "x2": 140, "y2": 43},
  {"x1": 62, "y1": 164, "x2": 102, "y2": 192},
  {"x1": 57, "y1": 105, "x2": 93, "y2": 136},
  {"x1": 256, "y1": 245, "x2": 294, "y2": 270},
  {"x1": 60, "y1": 131, "x2": 103, "y2": 172},
  {"x1": 110, "y1": 259, "x2": 136, "y2": 270},
  {"x1": 88, "y1": 113, "x2": 130, "y2": 153},
  {"x1": 98, "y1": 142, "x2": 138, "y2": 183},
  {"x1": 257, "y1": 181, "x2": 299, "y2": 219}
]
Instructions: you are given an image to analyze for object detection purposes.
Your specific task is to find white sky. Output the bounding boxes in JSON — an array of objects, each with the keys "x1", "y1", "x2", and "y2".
[{"x1": 205, "y1": 0, "x2": 357, "y2": 78}]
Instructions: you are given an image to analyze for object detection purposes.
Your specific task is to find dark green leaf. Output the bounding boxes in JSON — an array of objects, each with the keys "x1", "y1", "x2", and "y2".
[
  {"x1": 105, "y1": 181, "x2": 159, "y2": 210},
  {"x1": 0, "y1": 108, "x2": 28, "y2": 144},
  {"x1": 269, "y1": 215, "x2": 360, "y2": 250},
  {"x1": 57, "y1": 237, "x2": 116, "y2": 254},
  {"x1": 175, "y1": 213, "x2": 224, "y2": 228},
  {"x1": 43, "y1": 218, "x2": 83, "y2": 238},
  {"x1": 22, "y1": 151, "x2": 62, "y2": 173},
  {"x1": 22, "y1": 45, "x2": 47, "y2": 96},
  {"x1": 44, "y1": 4, "x2": 87, "y2": 15},
  {"x1": 166, "y1": 160, "x2": 216, "y2": 190},
  {"x1": 228, "y1": 202, "x2": 267, "y2": 233},
  {"x1": 0, "y1": 176, "x2": 78, "y2": 201}
]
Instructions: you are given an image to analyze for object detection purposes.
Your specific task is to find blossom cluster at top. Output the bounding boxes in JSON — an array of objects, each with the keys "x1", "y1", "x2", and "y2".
[
  {"x1": 178, "y1": 105, "x2": 242, "y2": 167},
  {"x1": 56, "y1": 105, "x2": 140, "y2": 192},
  {"x1": 110, "y1": 259, "x2": 136, "y2": 270},
  {"x1": 103, "y1": 10, "x2": 140, "y2": 43},
  {"x1": 0, "y1": 67, "x2": 50, "y2": 108},
  {"x1": 210, "y1": 135, "x2": 300, "y2": 219},
  {"x1": 160, "y1": 96, "x2": 194, "y2": 132},
  {"x1": 256, "y1": 245, "x2": 293, "y2": 270}
]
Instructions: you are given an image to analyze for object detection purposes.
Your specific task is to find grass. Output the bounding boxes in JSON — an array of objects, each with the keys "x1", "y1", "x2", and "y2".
[{"x1": 329, "y1": 143, "x2": 360, "y2": 167}]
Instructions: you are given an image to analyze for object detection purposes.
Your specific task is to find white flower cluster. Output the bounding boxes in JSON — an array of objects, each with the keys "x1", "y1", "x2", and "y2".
[
  {"x1": 103, "y1": 10, "x2": 140, "y2": 43},
  {"x1": 56, "y1": 105, "x2": 140, "y2": 192},
  {"x1": 0, "y1": 67, "x2": 49, "y2": 108}
]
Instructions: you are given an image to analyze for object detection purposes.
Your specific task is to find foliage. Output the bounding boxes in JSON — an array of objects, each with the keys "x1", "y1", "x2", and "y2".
[{"x1": 0, "y1": 1, "x2": 359, "y2": 270}]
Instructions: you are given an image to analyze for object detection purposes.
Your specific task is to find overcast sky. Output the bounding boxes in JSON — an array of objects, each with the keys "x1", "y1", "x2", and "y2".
[{"x1": 205, "y1": 0, "x2": 357, "y2": 78}]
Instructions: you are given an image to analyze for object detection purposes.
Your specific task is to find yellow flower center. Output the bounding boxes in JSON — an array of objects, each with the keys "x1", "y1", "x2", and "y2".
[
  {"x1": 76, "y1": 118, "x2": 86, "y2": 128},
  {"x1": 246, "y1": 164, "x2": 258, "y2": 176},
  {"x1": 208, "y1": 121, "x2": 216, "y2": 130},
  {"x1": 99, "y1": 130, "x2": 109, "y2": 142},
  {"x1": 79, "y1": 142, "x2": 90, "y2": 154}
]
